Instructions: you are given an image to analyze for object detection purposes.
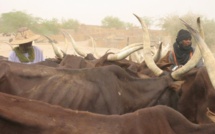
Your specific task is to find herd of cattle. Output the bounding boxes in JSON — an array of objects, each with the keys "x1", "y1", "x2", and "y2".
[{"x1": 0, "y1": 15, "x2": 215, "y2": 133}]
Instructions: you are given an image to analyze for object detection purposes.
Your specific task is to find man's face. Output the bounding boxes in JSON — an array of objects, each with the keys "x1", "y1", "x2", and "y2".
[
  {"x1": 19, "y1": 42, "x2": 32, "y2": 53},
  {"x1": 182, "y1": 39, "x2": 192, "y2": 46}
]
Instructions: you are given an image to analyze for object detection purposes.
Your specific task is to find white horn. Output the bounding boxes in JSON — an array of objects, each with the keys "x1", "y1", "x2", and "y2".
[
  {"x1": 44, "y1": 35, "x2": 63, "y2": 59},
  {"x1": 66, "y1": 32, "x2": 87, "y2": 57},
  {"x1": 133, "y1": 13, "x2": 164, "y2": 76},
  {"x1": 89, "y1": 36, "x2": 100, "y2": 59},
  {"x1": 171, "y1": 18, "x2": 203, "y2": 80},
  {"x1": 107, "y1": 45, "x2": 143, "y2": 61},
  {"x1": 182, "y1": 18, "x2": 215, "y2": 89}
]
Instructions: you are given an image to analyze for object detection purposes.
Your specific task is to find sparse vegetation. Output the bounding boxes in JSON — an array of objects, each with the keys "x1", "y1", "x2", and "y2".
[
  {"x1": 1, "y1": 11, "x2": 215, "y2": 49},
  {"x1": 0, "y1": 11, "x2": 80, "y2": 35},
  {"x1": 160, "y1": 12, "x2": 215, "y2": 48},
  {"x1": 101, "y1": 16, "x2": 125, "y2": 29}
]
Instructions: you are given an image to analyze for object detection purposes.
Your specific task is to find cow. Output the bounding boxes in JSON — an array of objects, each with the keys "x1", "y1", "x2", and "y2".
[
  {"x1": 58, "y1": 54, "x2": 98, "y2": 69},
  {"x1": 45, "y1": 40, "x2": 153, "y2": 79},
  {"x1": 0, "y1": 55, "x2": 8, "y2": 60},
  {"x1": 174, "y1": 17, "x2": 215, "y2": 124},
  {"x1": 57, "y1": 30, "x2": 170, "y2": 79},
  {"x1": 0, "y1": 59, "x2": 182, "y2": 115},
  {"x1": 57, "y1": 42, "x2": 173, "y2": 79},
  {"x1": 0, "y1": 15, "x2": 197, "y2": 116},
  {"x1": 0, "y1": 92, "x2": 215, "y2": 134},
  {"x1": 177, "y1": 67, "x2": 215, "y2": 124},
  {"x1": 124, "y1": 14, "x2": 215, "y2": 125}
]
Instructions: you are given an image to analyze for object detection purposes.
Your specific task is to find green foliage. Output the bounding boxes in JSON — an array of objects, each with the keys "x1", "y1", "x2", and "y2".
[
  {"x1": 34, "y1": 19, "x2": 60, "y2": 35},
  {"x1": 0, "y1": 11, "x2": 36, "y2": 33},
  {"x1": 202, "y1": 19, "x2": 215, "y2": 47},
  {"x1": 140, "y1": 16, "x2": 152, "y2": 28},
  {"x1": 101, "y1": 16, "x2": 125, "y2": 29},
  {"x1": 160, "y1": 13, "x2": 200, "y2": 41},
  {"x1": 159, "y1": 12, "x2": 215, "y2": 46},
  {"x1": 124, "y1": 22, "x2": 135, "y2": 29},
  {"x1": 0, "y1": 11, "x2": 80, "y2": 35},
  {"x1": 3, "y1": 10, "x2": 214, "y2": 49},
  {"x1": 0, "y1": 11, "x2": 60, "y2": 35},
  {"x1": 61, "y1": 19, "x2": 80, "y2": 31}
]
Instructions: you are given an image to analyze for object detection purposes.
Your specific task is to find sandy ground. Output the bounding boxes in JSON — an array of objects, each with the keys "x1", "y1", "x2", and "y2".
[
  {"x1": 0, "y1": 36, "x2": 120, "y2": 59},
  {"x1": 2, "y1": 35, "x2": 213, "y2": 60}
]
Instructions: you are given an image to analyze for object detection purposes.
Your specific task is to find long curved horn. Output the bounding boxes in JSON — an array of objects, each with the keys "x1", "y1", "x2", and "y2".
[
  {"x1": 182, "y1": 18, "x2": 215, "y2": 88},
  {"x1": 120, "y1": 43, "x2": 143, "y2": 63},
  {"x1": 122, "y1": 42, "x2": 158, "y2": 63},
  {"x1": 89, "y1": 36, "x2": 100, "y2": 59},
  {"x1": 107, "y1": 45, "x2": 143, "y2": 61},
  {"x1": 171, "y1": 18, "x2": 203, "y2": 80},
  {"x1": 61, "y1": 31, "x2": 69, "y2": 54},
  {"x1": 134, "y1": 14, "x2": 198, "y2": 80},
  {"x1": 197, "y1": 17, "x2": 205, "y2": 39},
  {"x1": 161, "y1": 43, "x2": 170, "y2": 58},
  {"x1": 65, "y1": 32, "x2": 87, "y2": 57},
  {"x1": 43, "y1": 35, "x2": 63, "y2": 59},
  {"x1": 119, "y1": 43, "x2": 143, "y2": 52},
  {"x1": 130, "y1": 49, "x2": 143, "y2": 63},
  {"x1": 153, "y1": 42, "x2": 162, "y2": 62},
  {"x1": 133, "y1": 14, "x2": 164, "y2": 76}
]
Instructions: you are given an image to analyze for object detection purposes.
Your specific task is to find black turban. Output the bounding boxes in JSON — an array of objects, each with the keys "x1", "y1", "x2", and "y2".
[{"x1": 176, "y1": 29, "x2": 192, "y2": 43}]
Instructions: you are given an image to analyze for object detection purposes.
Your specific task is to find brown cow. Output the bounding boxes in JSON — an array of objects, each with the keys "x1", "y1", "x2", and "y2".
[
  {"x1": 0, "y1": 60, "x2": 178, "y2": 115},
  {"x1": 0, "y1": 92, "x2": 215, "y2": 134},
  {"x1": 0, "y1": 15, "x2": 195, "y2": 116},
  {"x1": 58, "y1": 51, "x2": 173, "y2": 79},
  {"x1": 176, "y1": 18, "x2": 215, "y2": 124},
  {"x1": 0, "y1": 55, "x2": 8, "y2": 60},
  {"x1": 178, "y1": 67, "x2": 215, "y2": 124},
  {"x1": 59, "y1": 54, "x2": 97, "y2": 69}
]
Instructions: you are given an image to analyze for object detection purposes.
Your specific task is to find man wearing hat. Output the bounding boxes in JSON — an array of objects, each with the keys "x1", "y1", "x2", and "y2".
[
  {"x1": 8, "y1": 27, "x2": 44, "y2": 64},
  {"x1": 168, "y1": 29, "x2": 203, "y2": 71}
]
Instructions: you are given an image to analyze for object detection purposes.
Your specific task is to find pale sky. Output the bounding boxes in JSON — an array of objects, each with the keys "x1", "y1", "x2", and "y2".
[{"x1": 0, "y1": 0, "x2": 214, "y2": 26}]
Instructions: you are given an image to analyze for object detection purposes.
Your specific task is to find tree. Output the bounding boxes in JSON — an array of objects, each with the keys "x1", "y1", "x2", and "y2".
[
  {"x1": 160, "y1": 12, "x2": 215, "y2": 48},
  {"x1": 160, "y1": 12, "x2": 203, "y2": 44},
  {"x1": 0, "y1": 11, "x2": 36, "y2": 33},
  {"x1": 61, "y1": 19, "x2": 80, "y2": 31},
  {"x1": 101, "y1": 16, "x2": 125, "y2": 29},
  {"x1": 124, "y1": 22, "x2": 135, "y2": 29},
  {"x1": 36, "y1": 18, "x2": 60, "y2": 35},
  {"x1": 0, "y1": 11, "x2": 62, "y2": 35}
]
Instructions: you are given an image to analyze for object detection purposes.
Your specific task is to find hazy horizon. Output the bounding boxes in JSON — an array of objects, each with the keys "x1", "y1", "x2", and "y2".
[{"x1": 0, "y1": 0, "x2": 214, "y2": 26}]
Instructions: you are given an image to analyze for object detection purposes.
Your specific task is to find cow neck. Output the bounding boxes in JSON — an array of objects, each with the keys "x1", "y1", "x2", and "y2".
[{"x1": 122, "y1": 74, "x2": 174, "y2": 111}]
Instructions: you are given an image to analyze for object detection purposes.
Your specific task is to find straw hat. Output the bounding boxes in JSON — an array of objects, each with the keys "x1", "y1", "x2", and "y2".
[{"x1": 10, "y1": 27, "x2": 40, "y2": 45}]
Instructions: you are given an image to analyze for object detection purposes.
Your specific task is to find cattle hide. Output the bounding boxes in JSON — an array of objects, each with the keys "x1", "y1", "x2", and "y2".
[
  {"x1": 59, "y1": 53, "x2": 172, "y2": 78},
  {"x1": 178, "y1": 67, "x2": 215, "y2": 124},
  {"x1": 59, "y1": 54, "x2": 96, "y2": 69},
  {"x1": 0, "y1": 92, "x2": 214, "y2": 134},
  {"x1": 0, "y1": 60, "x2": 177, "y2": 115},
  {"x1": 0, "y1": 56, "x2": 8, "y2": 60}
]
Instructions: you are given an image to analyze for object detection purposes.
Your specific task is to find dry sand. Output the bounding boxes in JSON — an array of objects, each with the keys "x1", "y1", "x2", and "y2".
[{"x1": 0, "y1": 36, "x2": 120, "y2": 59}]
